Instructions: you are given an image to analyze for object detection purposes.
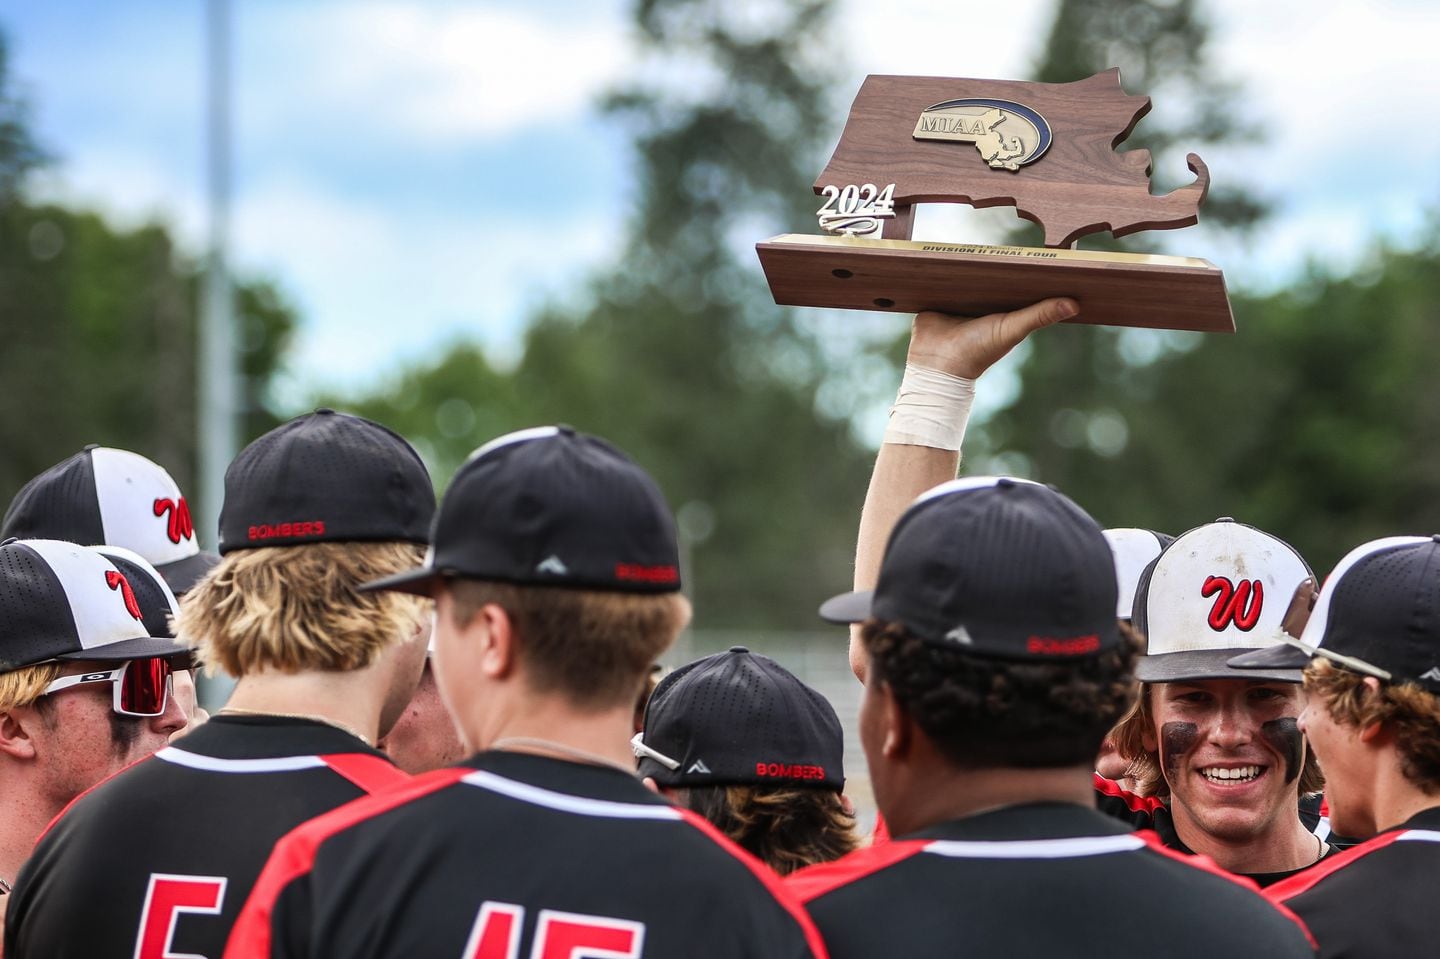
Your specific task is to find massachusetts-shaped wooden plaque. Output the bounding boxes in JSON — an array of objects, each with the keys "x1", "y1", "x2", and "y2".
[{"x1": 756, "y1": 69, "x2": 1234, "y2": 333}]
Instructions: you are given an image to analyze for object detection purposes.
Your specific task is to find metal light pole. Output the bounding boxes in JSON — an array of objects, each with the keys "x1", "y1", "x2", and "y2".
[
  {"x1": 198, "y1": 0, "x2": 238, "y2": 710},
  {"x1": 199, "y1": 0, "x2": 236, "y2": 551}
]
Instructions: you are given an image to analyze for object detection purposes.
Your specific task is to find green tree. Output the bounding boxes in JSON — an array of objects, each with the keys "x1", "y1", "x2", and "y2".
[
  {"x1": 0, "y1": 33, "x2": 45, "y2": 204},
  {"x1": 335, "y1": 0, "x2": 872, "y2": 628},
  {"x1": 1087, "y1": 230, "x2": 1440, "y2": 572},
  {"x1": 974, "y1": 0, "x2": 1269, "y2": 507},
  {"x1": 0, "y1": 202, "x2": 297, "y2": 504},
  {"x1": 0, "y1": 27, "x2": 297, "y2": 507}
]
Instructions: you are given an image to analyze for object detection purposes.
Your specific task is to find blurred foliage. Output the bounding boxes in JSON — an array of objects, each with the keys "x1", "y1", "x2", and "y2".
[
  {"x1": 329, "y1": 0, "x2": 871, "y2": 628},
  {"x1": 974, "y1": 0, "x2": 1269, "y2": 506},
  {"x1": 1058, "y1": 233, "x2": 1440, "y2": 574},
  {"x1": 974, "y1": 0, "x2": 1440, "y2": 573},
  {"x1": 0, "y1": 35, "x2": 297, "y2": 509},
  {"x1": 0, "y1": 34, "x2": 45, "y2": 204},
  {"x1": 0, "y1": 202, "x2": 297, "y2": 505}
]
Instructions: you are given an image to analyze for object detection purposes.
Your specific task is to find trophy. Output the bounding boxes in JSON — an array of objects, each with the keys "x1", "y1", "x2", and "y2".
[{"x1": 756, "y1": 69, "x2": 1234, "y2": 332}]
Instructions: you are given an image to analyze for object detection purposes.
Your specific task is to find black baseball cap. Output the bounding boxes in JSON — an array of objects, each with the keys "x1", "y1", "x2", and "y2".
[
  {"x1": 0, "y1": 539, "x2": 191, "y2": 671},
  {"x1": 2, "y1": 446, "x2": 219, "y2": 593},
  {"x1": 633, "y1": 646, "x2": 844, "y2": 790},
  {"x1": 219, "y1": 409, "x2": 434, "y2": 554},
  {"x1": 1229, "y1": 536, "x2": 1440, "y2": 694},
  {"x1": 363, "y1": 426, "x2": 681, "y2": 596},
  {"x1": 819, "y1": 477, "x2": 1120, "y2": 660}
]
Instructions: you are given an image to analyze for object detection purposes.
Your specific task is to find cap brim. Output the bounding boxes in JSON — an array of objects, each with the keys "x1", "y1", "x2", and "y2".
[
  {"x1": 56, "y1": 636, "x2": 192, "y2": 664},
  {"x1": 818, "y1": 590, "x2": 873, "y2": 625},
  {"x1": 156, "y1": 550, "x2": 220, "y2": 594},
  {"x1": 1135, "y1": 648, "x2": 1302, "y2": 683},
  {"x1": 358, "y1": 566, "x2": 443, "y2": 597},
  {"x1": 1228, "y1": 642, "x2": 1312, "y2": 671}
]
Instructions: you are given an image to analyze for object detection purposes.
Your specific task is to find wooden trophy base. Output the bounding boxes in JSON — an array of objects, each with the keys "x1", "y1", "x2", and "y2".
[{"x1": 756, "y1": 234, "x2": 1234, "y2": 333}]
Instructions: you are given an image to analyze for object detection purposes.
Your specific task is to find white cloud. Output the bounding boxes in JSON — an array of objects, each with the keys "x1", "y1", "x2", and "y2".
[
  {"x1": 844, "y1": 0, "x2": 1053, "y2": 80},
  {"x1": 234, "y1": 173, "x2": 616, "y2": 402},
  {"x1": 244, "y1": 1, "x2": 632, "y2": 146}
]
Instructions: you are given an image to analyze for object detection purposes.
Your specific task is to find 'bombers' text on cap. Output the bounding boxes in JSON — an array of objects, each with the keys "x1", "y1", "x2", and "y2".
[
  {"x1": 633, "y1": 646, "x2": 844, "y2": 790},
  {"x1": 218, "y1": 409, "x2": 434, "y2": 554},
  {"x1": 819, "y1": 476, "x2": 1121, "y2": 661},
  {"x1": 363, "y1": 425, "x2": 681, "y2": 596}
]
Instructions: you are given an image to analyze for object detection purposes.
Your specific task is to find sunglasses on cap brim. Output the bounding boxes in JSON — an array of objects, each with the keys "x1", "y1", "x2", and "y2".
[
  {"x1": 1279, "y1": 635, "x2": 1394, "y2": 683},
  {"x1": 629, "y1": 732, "x2": 679, "y2": 771},
  {"x1": 41, "y1": 658, "x2": 174, "y2": 718}
]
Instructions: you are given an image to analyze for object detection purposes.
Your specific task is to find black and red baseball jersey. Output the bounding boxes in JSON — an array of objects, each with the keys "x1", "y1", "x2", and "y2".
[
  {"x1": 224, "y1": 750, "x2": 826, "y2": 958},
  {"x1": 1093, "y1": 773, "x2": 1341, "y2": 885},
  {"x1": 5, "y1": 715, "x2": 406, "y2": 959},
  {"x1": 1265, "y1": 805, "x2": 1440, "y2": 958},
  {"x1": 788, "y1": 802, "x2": 1315, "y2": 958}
]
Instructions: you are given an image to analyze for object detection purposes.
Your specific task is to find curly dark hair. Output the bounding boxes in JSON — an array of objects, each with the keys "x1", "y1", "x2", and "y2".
[
  {"x1": 679, "y1": 785, "x2": 858, "y2": 876},
  {"x1": 861, "y1": 618, "x2": 1142, "y2": 769}
]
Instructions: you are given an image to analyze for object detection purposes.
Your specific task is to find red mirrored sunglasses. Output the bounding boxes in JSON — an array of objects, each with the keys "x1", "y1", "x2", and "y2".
[{"x1": 41, "y1": 658, "x2": 174, "y2": 718}]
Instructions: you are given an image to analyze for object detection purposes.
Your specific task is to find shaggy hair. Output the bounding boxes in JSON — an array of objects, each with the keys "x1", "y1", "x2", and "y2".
[
  {"x1": 0, "y1": 661, "x2": 64, "y2": 712},
  {"x1": 861, "y1": 619, "x2": 1141, "y2": 770},
  {"x1": 1110, "y1": 681, "x2": 1325, "y2": 798},
  {"x1": 676, "y1": 785, "x2": 858, "y2": 876},
  {"x1": 446, "y1": 581, "x2": 690, "y2": 711},
  {"x1": 179, "y1": 542, "x2": 427, "y2": 677},
  {"x1": 1305, "y1": 658, "x2": 1440, "y2": 794}
]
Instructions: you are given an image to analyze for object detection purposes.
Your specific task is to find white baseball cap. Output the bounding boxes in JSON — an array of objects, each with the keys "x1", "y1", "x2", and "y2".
[
  {"x1": 1104, "y1": 528, "x2": 1172, "y2": 620},
  {"x1": 0, "y1": 539, "x2": 190, "y2": 671},
  {"x1": 1132, "y1": 518, "x2": 1312, "y2": 683},
  {"x1": 1, "y1": 446, "x2": 218, "y2": 593}
]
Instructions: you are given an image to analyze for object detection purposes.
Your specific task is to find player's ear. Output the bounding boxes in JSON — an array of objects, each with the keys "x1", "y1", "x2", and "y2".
[
  {"x1": 880, "y1": 682, "x2": 912, "y2": 760},
  {"x1": 473, "y1": 602, "x2": 518, "y2": 680},
  {"x1": 0, "y1": 707, "x2": 40, "y2": 762},
  {"x1": 1357, "y1": 677, "x2": 1389, "y2": 744}
]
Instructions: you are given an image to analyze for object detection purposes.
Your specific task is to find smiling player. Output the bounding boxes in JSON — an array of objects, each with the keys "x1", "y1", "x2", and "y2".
[{"x1": 1101, "y1": 519, "x2": 1334, "y2": 884}]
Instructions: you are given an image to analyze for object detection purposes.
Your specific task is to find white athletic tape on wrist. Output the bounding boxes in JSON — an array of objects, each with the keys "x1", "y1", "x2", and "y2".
[{"x1": 882, "y1": 364, "x2": 976, "y2": 451}]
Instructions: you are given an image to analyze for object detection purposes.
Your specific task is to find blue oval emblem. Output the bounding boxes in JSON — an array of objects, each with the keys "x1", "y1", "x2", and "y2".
[{"x1": 912, "y1": 98, "x2": 1053, "y2": 171}]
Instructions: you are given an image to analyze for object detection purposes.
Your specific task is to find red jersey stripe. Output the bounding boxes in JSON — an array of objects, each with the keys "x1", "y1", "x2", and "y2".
[
  {"x1": 785, "y1": 838, "x2": 930, "y2": 904},
  {"x1": 1264, "y1": 828, "x2": 1408, "y2": 903},
  {"x1": 222, "y1": 767, "x2": 470, "y2": 959},
  {"x1": 673, "y1": 808, "x2": 831, "y2": 959},
  {"x1": 319, "y1": 753, "x2": 409, "y2": 794},
  {"x1": 1136, "y1": 830, "x2": 1317, "y2": 949},
  {"x1": 1093, "y1": 772, "x2": 1166, "y2": 814}
]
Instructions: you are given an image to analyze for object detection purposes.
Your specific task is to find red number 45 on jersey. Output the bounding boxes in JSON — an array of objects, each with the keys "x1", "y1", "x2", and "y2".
[{"x1": 464, "y1": 902, "x2": 645, "y2": 959}]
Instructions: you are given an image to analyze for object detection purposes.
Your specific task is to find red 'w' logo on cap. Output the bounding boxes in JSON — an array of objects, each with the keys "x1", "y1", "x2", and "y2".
[
  {"x1": 153, "y1": 497, "x2": 195, "y2": 544},
  {"x1": 105, "y1": 570, "x2": 144, "y2": 621},
  {"x1": 1201, "y1": 575, "x2": 1263, "y2": 631}
]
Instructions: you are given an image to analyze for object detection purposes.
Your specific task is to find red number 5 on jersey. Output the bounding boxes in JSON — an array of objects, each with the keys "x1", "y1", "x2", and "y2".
[
  {"x1": 462, "y1": 901, "x2": 645, "y2": 959},
  {"x1": 134, "y1": 873, "x2": 228, "y2": 959}
]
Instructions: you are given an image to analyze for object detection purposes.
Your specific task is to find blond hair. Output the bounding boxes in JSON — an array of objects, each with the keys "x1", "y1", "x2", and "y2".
[
  {"x1": 446, "y1": 581, "x2": 690, "y2": 710},
  {"x1": 179, "y1": 542, "x2": 427, "y2": 677},
  {"x1": 1305, "y1": 659, "x2": 1440, "y2": 793},
  {"x1": 1110, "y1": 682, "x2": 1325, "y2": 798},
  {"x1": 0, "y1": 661, "x2": 64, "y2": 712}
]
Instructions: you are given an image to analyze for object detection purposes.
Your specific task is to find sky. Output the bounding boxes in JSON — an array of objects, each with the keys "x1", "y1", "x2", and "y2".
[{"x1": 5, "y1": 0, "x2": 1439, "y2": 410}]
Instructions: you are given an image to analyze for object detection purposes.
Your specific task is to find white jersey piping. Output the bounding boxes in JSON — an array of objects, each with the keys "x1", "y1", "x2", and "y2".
[
  {"x1": 461, "y1": 769, "x2": 682, "y2": 821},
  {"x1": 923, "y1": 834, "x2": 1146, "y2": 860},
  {"x1": 154, "y1": 747, "x2": 328, "y2": 774}
]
